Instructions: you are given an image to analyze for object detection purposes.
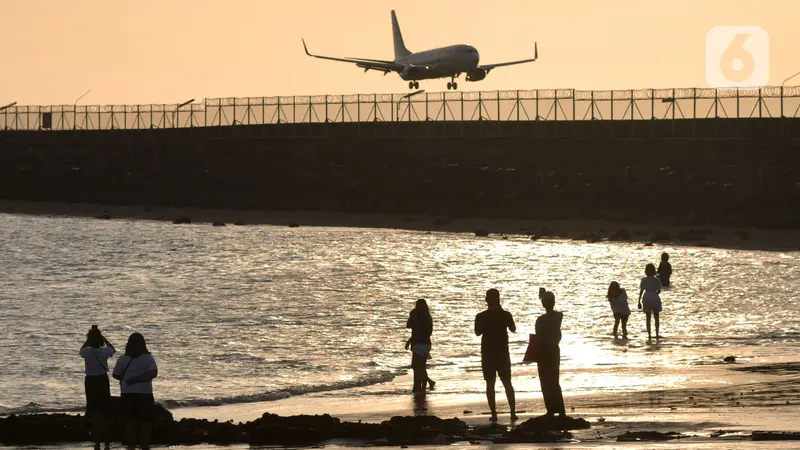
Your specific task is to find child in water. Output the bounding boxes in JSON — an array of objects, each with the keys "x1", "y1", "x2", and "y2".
[
  {"x1": 606, "y1": 281, "x2": 630, "y2": 338},
  {"x1": 638, "y1": 263, "x2": 663, "y2": 339},
  {"x1": 657, "y1": 253, "x2": 672, "y2": 287}
]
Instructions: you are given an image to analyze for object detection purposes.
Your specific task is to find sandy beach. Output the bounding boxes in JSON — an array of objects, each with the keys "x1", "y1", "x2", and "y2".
[{"x1": 1, "y1": 199, "x2": 798, "y2": 252}]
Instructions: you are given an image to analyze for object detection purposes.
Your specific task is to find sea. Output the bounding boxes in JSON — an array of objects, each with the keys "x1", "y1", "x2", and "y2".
[{"x1": 1, "y1": 212, "x2": 799, "y2": 417}]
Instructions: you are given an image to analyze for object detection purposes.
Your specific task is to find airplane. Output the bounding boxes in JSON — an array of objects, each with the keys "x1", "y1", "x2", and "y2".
[{"x1": 302, "y1": 10, "x2": 538, "y2": 90}]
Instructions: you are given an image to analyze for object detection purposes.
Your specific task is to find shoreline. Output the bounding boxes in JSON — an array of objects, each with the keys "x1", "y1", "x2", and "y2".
[
  {"x1": 2, "y1": 199, "x2": 799, "y2": 252},
  {"x1": 6, "y1": 362, "x2": 800, "y2": 447}
]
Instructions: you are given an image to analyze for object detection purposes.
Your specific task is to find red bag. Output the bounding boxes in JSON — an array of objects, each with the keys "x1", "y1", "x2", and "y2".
[{"x1": 523, "y1": 334, "x2": 537, "y2": 362}]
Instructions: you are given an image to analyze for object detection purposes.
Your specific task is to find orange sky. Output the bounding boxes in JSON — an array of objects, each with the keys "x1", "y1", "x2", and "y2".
[{"x1": 1, "y1": 0, "x2": 797, "y2": 105}]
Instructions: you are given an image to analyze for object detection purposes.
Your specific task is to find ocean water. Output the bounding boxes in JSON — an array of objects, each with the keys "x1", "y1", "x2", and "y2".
[{"x1": 0, "y1": 213, "x2": 799, "y2": 416}]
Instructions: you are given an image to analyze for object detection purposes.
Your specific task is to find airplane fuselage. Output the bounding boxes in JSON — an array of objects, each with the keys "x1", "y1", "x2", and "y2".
[
  {"x1": 302, "y1": 10, "x2": 536, "y2": 90},
  {"x1": 395, "y1": 45, "x2": 480, "y2": 81}
]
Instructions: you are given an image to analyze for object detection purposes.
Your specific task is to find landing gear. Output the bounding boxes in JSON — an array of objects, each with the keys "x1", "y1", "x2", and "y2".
[
  {"x1": 446, "y1": 76, "x2": 458, "y2": 90},
  {"x1": 408, "y1": 81, "x2": 419, "y2": 89}
]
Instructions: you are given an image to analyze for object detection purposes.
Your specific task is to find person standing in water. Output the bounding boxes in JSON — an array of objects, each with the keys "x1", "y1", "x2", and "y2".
[
  {"x1": 606, "y1": 282, "x2": 630, "y2": 338},
  {"x1": 113, "y1": 332, "x2": 158, "y2": 450},
  {"x1": 657, "y1": 253, "x2": 672, "y2": 287},
  {"x1": 535, "y1": 290, "x2": 566, "y2": 417},
  {"x1": 475, "y1": 288, "x2": 517, "y2": 422},
  {"x1": 639, "y1": 263, "x2": 663, "y2": 339},
  {"x1": 80, "y1": 325, "x2": 115, "y2": 450},
  {"x1": 406, "y1": 299, "x2": 435, "y2": 392}
]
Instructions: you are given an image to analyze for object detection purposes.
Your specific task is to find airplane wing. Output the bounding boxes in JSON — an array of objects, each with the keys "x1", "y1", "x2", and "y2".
[
  {"x1": 303, "y1": 39, "x2": 403, "y2": 74},
  {"x1": 478, "y1": 42, "x2": 539, "y2": 73}
]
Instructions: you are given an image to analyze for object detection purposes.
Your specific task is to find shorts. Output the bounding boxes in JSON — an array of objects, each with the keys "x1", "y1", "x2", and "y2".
[
  {"x1": 121, "y1": 393, "x2": 155, "y2": 423},
  {"x1": 481, "y1": 351, "x2": 511, "y2": 382},
  {"x1": 411, "y1": 343, "x2": 431, "y2": 357},
  {"x1": 84, "y1": 375, "x2": 110, "y2": 416},
  {"x1": 642, "y1": 298, "x2": 662, "y2": 313}
]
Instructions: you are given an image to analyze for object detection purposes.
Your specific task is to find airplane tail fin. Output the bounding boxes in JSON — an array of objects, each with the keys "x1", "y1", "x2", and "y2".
[{"x1": 391, "y1": 10, "x2": 411, "y2": 61}]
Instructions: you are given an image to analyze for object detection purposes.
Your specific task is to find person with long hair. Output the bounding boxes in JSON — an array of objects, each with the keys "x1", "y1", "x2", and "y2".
[
  {"x1": 638, "y1": 263, "x2": 663, "y2": 339},
  {"x1": 535, "y1": 290, "x2": 566, "y2": 417},
  {"x1": 80, "y1": 326, "x2": 115, "y2": 450},
  {"x1": 112, "y1": 333, "x2": 158, "y2": 450},
  {"x1": 406, "y1": 299, "x2": 435, "y2": 392},
  {"x1": 606, "y1": 282, "x2": 630, "y2": 339}
]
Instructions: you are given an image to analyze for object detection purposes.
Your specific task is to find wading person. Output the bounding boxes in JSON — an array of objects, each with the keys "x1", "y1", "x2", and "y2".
[
  {"x1": 657, "y1": 252, "x2": 672, "y2": 287},
  {"x1": 475, "y1": 288, "x2": 517, "y2": 422},
  {"x1": 535, "y1": 290, "x2": 566, "y2": 417},
  {"x1": 113, "y1": 333, "x2": 158, "y2": 450},
  {"x1": 638, "y1": 263, "x2": 663, "y2": 339},
  {"x1": 406, "y1": 299, "x2": 435, "y2": 392},
  {"x1": 80, "y1": 325, "x2": 115, "y2": 450},
  {"x1": 607, "y1": 281, "x2": 630, "y2": 338}
]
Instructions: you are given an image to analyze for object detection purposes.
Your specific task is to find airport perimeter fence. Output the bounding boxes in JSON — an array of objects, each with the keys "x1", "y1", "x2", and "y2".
[{"x1": 2, "y1": 86, "x2": 800, "y2": 138}]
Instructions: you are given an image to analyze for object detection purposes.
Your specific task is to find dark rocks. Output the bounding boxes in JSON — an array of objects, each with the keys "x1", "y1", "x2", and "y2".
[
  {"x1": 172, "y1": 216, "x2": 191, "y2": 224},
  {"x1": 751, "y1": 431, "x2": 800, "y2": 440},
  {"x1": 514, "y1": 415, "x2": 591, "y2": 432},
  {"x1": 617, "y1": 431, "x2": 686, "y2": 441},
  {"x1": 475, "y1": 229, "x2": 489, "y2": 237},
  {"x1": 724, "y1": 356, "x2": 736, "y2": 363},
  {"x1": 212, "y1": 222, "x2": 226, "y2": 227},
  {"x1": 288, "y1": 223, "x2": 300, "y2": 228}
]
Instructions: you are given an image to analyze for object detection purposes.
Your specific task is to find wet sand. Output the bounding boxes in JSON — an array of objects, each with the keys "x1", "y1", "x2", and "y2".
[
  {"x1": 1, "y1": 199, "x2": 798, "y2": 252},
  {"x1": 162, "y1": 361, "x2": 800, "y2": 447}
]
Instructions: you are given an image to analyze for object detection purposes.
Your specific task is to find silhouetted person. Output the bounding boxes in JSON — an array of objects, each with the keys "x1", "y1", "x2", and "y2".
[
  {"x1": 607, "y1": 282, "x2": 630, "y2": 338},
  {"x1": 657, "y1": 253, "x2": 672, "y2": 287},
  {"x1": 536, "y1": 290, "x2": 566, "y2": 417},
  {"x1": 475, "y1": 288, "x2": 517, "y2": 422},
  {"x1": 638, "y1": 263, "x2": 663, "y2": 339},
  {"x1": 406, "y1": 299, "x2": 435, "y2": 392},
  {"x1": 80, "y1": 325, "x2": 115, "y2": 450},
  {"x1": 113, "y1": 333, "x2": 158, "y2": 450}
]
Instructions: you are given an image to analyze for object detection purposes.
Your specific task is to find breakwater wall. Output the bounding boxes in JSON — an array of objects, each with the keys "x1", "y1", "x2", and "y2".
[{"x1": 1, "y1": 117, "x2": 799, "y2": 228}]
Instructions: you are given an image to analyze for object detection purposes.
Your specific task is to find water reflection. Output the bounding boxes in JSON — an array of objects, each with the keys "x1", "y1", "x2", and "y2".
[{"x1": 412, "y1": 392, "x2": 429, "y2": 416}]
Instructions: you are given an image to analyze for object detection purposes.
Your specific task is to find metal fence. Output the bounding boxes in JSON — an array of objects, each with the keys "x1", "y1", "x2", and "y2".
[{"x1": 2, "y1": 85, "x2": 800, "y2": 132}]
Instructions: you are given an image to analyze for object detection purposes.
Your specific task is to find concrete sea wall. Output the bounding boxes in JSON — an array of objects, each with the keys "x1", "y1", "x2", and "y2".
[{"x1": 1, "y1": 119, "x2": 798, "y2": 228}]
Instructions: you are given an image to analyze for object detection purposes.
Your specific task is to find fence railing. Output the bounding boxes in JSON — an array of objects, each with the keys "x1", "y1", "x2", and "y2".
[{"x1": 2, "y1": 86, "x2": 799, "y2": 132}]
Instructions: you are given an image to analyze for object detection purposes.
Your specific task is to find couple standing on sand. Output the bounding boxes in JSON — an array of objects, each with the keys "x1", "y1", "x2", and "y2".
[{"x1": 406, "y1": 288, "x2": 566, "y2": 423}]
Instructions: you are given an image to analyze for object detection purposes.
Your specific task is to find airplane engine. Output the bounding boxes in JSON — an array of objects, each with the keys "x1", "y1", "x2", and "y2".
[
  {"x1": 466, "y1": 69, "x2": 487, "y2": 82},
  {"x1": 400, "y1": 65, "x2": 429, "y2": 80}
]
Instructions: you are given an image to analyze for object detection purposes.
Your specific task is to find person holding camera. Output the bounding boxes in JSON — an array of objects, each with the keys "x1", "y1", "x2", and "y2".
[
  {"x1": 80, "y1": 325, "x2": 116, "y2": 450},
  {"x1": 113, "y1": 333, "x2": 158, "y2": 450}
]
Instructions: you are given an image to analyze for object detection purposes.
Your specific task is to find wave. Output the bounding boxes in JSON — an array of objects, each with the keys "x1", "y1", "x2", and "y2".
[
  {"x1": 0, "y1": 402, "x2": 83, "y2": 416},
  {"x1": 161, "y1": 369, "x2": 399, "y2": 408},
  {"x1": 1, "y1": 370, "x2": 400, "y2": 416}
]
